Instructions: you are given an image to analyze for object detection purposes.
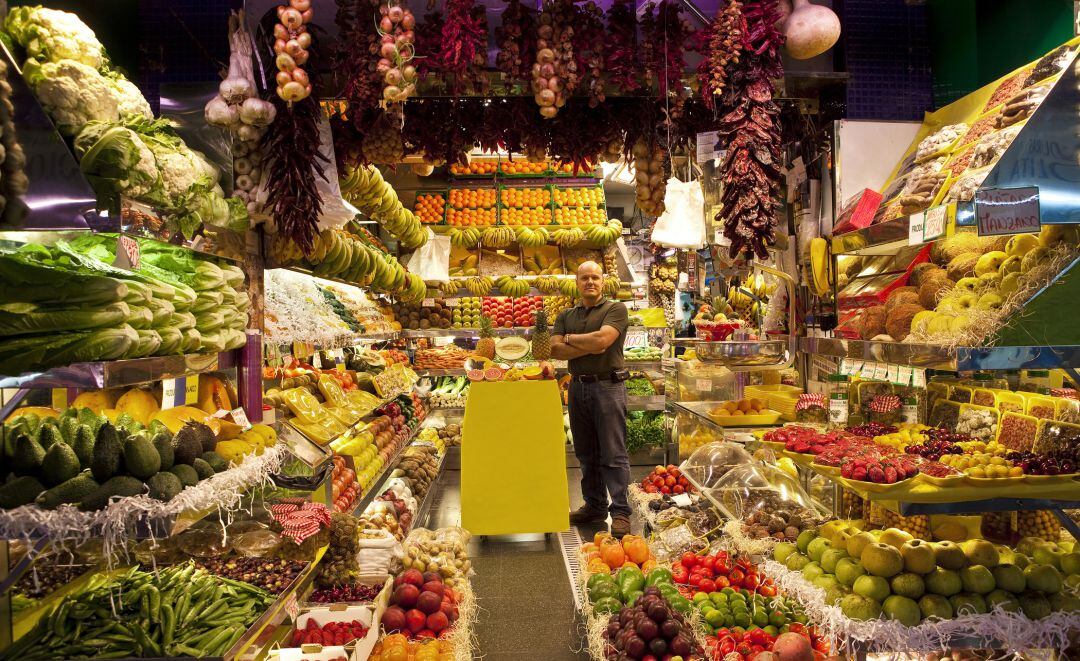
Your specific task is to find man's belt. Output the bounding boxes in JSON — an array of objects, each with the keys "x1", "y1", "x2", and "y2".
[{"x1": 571, "y1": 369, "x2": 629, "y2": 383}]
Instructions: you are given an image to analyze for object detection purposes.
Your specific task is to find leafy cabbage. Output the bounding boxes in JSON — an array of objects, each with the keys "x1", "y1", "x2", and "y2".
[{"x1": 0, "y1": 301, "x2": 129, "y2": 337}]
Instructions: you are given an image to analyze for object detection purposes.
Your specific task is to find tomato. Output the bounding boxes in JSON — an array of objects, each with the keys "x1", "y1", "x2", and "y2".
[
  {"x1": 750, "y1": 644, "x2": 765, "y2": 654},
  {"x1": 787, "y1": 623, "x2": 805, "y2": 634},
  {"x1": 699, "y1": 565, "x2": 714, "y2": 579},
  {"x1": 699, "y1": 578, "x2": 716, "y2": 593},
  {"x1": 673, "y1": 484, "x2": 685, "y2": 494},
  {"x1": 713, "y1": 575, "x2": 730, "y2": 589},
  {"x1": 664, "y1": 476, "x2": 676, "y2": 487},
  {"x1": 714, "y1": 559, "x2": 731, "y2": 575},
  {"x1": 742, "y1": 573, "x2": 759, "y2": 591},
  {"x1": 681, "y1": 552, "x2": 699, "y2": 568},
  {"x1": 660, "y1": 486, "x2": 671, "y2": 494},
  {"x1": 688, "y1": 574, "x2": 703, "y2": 588},
  {"x1": 757, "y1": 584, "x2": 777, "y2": 597},
  {"x1": 746, "y1": 629, "x2": 769, "y2": 645},
  {"x1": 737, "y1": 643, "x2": 753, "y2": 657},
  {"x1": 729, "y1": 568, "x2": 745, "y2": 586},
  {"x1": 719, "y1": 639, "x2": 736, "y2": 655},
  {"x1": 672, "y1": 566, "x2": 689, "y2": 583}
]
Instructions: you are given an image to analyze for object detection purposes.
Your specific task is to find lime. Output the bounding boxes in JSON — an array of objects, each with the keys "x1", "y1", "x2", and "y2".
[
  {"x1": 734, "y1": 612, "x2": 751, "y2": 628},
  {"x1": 710, "y1": 592, "x2": 727, "y2": 606},
  {"x1": 752, "y1": 610, "x2": 769, "y2": 627},
  {"x1": 769, "y1": 610, "x2": 787, "y2": 628},
  {"x1": 692, "y1": 591, "x2": 709, "y2": 603}
]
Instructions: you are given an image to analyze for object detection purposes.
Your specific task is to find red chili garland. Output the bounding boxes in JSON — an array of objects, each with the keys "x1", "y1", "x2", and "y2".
[
  {"x1": 263, "y1": 96, "x2": 328, "y2": 254},
  {"x1": 604, "y1": 0, "x2": 640, "y2": 95},
  {"x1": 439, "y1": 0, "x2": 489, "y2": 95}
]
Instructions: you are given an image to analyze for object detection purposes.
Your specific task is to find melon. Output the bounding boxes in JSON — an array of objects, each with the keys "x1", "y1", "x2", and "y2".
[{"x1": 495, "y1": 336, "x2": 529, "y2": 361}]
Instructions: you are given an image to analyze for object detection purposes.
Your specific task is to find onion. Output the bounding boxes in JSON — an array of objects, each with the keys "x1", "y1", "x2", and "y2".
[
  {"x1": 540, "y1": 106, "x2": 558, "y2": 119},
  {"x1": 383, "y1": 85, "x2": 402, "y2": 101},
  {"x1": 531, "y1": 78, "x2": 545, "y2": 94},
  {"x1": 402, "y1": 65, "x2": 417, "y2": 82},
  {"x1": 635, "y1": 170, "x2": 650, "y2": 185},
  {"x1": 402, "y1": 12, "x2": 415, "y2": 29},
  {"x1": 281, "y1": 80, "x2": 307, "y2": 101},
  {"x1": 289, "y1": 0, "x2": 311, "y2": 10},
  {"x1": 273, "y1": 39, "x2": 286, "y2": 54},
  {"x1": 275, "y1": 70, "x2": 292, "y2": 87},
  {"x1": 531, "y1": 63, "x2": 542, "y2": 78},
  {"x1": 300, "y1": 8, "x2": 313, "y2": 22},
  {"x1": 291, "y1": 68, "x2": 309, "y2": 85},
  {"x1": 285, "y1": 39, "x2": 303, "y2": 56},
  {"x1": 380, "y1": 42, "x2": 398, "y2": 59},
  {"x1": 280, "y1": 7, "x2": 303, "y2": 28},
  {"x1": 631, "y1": 141, "x2": 649, "y2": 158},
  {"x1": 385, "y1": 68, "x2": 403, "y2": 86},
  {"x1": 388, "y1": 6, "x2": 404, "y2": 23},
  {"x1": 380, "y1": 16, "x2": 394, "y2": 32},
  {"x1": 276, "y1": 5, "x2": 286, "y2": 18},
  {"x1": 402, "y1": 30, "x2": 414, "y2": 42},
  {"x1": 293, "y1": 49, "x2": 309, "y2": 65},
  {"x1": 273, "y1": 24, "x2": 288, "y2": 40},
  {"x1": 540, "y1": 63, "x2": 555, "y2": 78},
  {"x1": 395, "y1": 34, "x2": 410, "y2": 49},
  {"x1": 240, "y1": 97, "x2": 276, "y2": 126},
  {"x1": 548, "y1": 77, "x2": 563, "y2": 92},
  {"x1": 275, "y1": 52, "x2": 296, "y2": 71},
  {"x1": 296, "y1": 32, "x2": 312, "y2": 48},
  {"x1": 237, "y1": 123, "x2": 261, "y2": 141},
  {"x1": 537, "y1": 89, "x2": 556, "y2": 106},
  {"x1": 537, "y1": 48, "x2": 555, "y2": 64},
  {"x1": 379, "y1": 4, "x2": 389, "y2": 14},
  {"x1": 381, "y1": 33, "x2": 396, "y2": 44},
  {"x1": 377, "y1": 58, "x2": 392, "y2": 74}
]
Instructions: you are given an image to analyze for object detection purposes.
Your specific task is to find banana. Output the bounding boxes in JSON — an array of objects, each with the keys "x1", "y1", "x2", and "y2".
[
  {"x1": 809, "y1": 237, "x2": 831, "y2": 297},
  {"x1": 438, "y1": 280, "x2": 459, "y2": 295}
]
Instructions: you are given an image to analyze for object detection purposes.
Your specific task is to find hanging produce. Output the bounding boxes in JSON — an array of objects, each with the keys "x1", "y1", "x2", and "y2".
[
  {"x1": 331, "y1": 0, "x2": 382, "y2": 169},
  {"x1": 572, "y1": 1, "x2": 605, "y2": 107},
  {"x1": 339, "y1": 163, "x2": 427, "y2": 249},
  {"x1": 204, "y1": 12, "x2": 276, "y2": 220},
  {"x1": 262, "y1": 96, "x2": 327, "y2": 253},
  {"x1": 782, "y1": 0, "x2": 841, "y2": 60},
  {"x1": 532, "y1": 0, "x2": 578, "y2": 118},
  {"x1": 632, "y1": 137, "x2": 667, "y2": 217},
  {"x1": 643, "y1": 0, "x2": 690, "y2": 101},
  {"x1": 604, "y1": 0, "x2": 640, "y2": 95},
  {"x1": 377, "y1": 0, "x2": 418, "y2": 104},
  {"x1": 716, "y1": 0, "x2": 785, "y2": 259},
  {"x1": 272, "y1": 0, "x2": 314, "y2": 102},
  {"x1": 698, "y1": 0, "x2": 744, "y2": 109},
  {"x1": 362, "y1": 109, "x2": 405, "y2": 164},
  {"x1": 495, "y1": 0, "x2": 537, "y2": 83},
  {"x1": 438, "y1": 0, "x2": 489, "y2": 95}
]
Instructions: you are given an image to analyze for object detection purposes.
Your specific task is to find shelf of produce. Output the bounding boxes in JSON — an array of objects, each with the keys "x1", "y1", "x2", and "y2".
[
  {"x1": 0, "y1": 350, "x2": 238, "y2": 389},
  {"x1": 672, "y1": 401, "x2": 785, "y2": 433},
  {"x1": 411, "y1": 449, "x2": 449, "y2": 529},
  {"x1": 799, "y1": 335, "x2": 1080, "y2": 371},
  {"x1": 401, "y1": 328, "x2": 533, "y2": 338},
  {"x1": 414, "y1": 368, "x2": 468, "y2": 376},
  {"x1": 627, "y1": 395, "x2": 666, "y2": 411},
  {"x1": 225, "y1": 545, "x2": 328, "y2": 661},
  {"x1": 348, "y1": 423, "x2": 426, "y2": 518}
]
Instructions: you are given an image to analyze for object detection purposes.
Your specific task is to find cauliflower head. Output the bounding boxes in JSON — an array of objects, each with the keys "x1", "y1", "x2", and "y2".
[
  {"x1": 108, "y1": 76, "x2": 152, "y2": 120},
  {"x1": 151, "y1": 145, "x2": 211, "y2": 199},
  {"x1": 5, "y1": 7, "x2": 104, "y2": 68},
  {"x1": 23, "y1": 59, "x2": 117, "y2": 135}
]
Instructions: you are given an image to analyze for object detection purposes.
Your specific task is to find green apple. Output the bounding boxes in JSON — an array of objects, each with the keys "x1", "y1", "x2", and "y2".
[
  {"x1": 960, "y1": 565, "x2": 996, "y2": 595},
  {"x1": 1050, "y1": 592, "x2": 1080, "y2": 613},
  {"x1": 773, "y1": 542, "x2": 798, "y2": 564},
  {"x1": 796, "y1": 529, "x2": 817, "y2": 554},
  {"x1": 821, "y1": 548, "x2": 849, "y2": 574},
  {"x1": 950, "y1": 592, "x2": 988, "y2": 615},
  {"x1": 918, "y1": 594, "x2": 954, "y2": 621},
  {"x1": 814, "y1": 575, "x2": 841, "y2": 593},
  {"x1": 853, "y1": 574, "x2": 890, "y2": 602},
  {"x1": 1019, "y1": 591, "x2": 1052, "y2": 619},
  {"x1": 890, "y1": 572, "x2": 926, "y2": 600},
  {"x1": 900, "y1": 540, "x2": 937, "y2": 575},
  {"x1": 882, "y1": 595, "x2": 922, "y2": 626},
  {"x1": 961, "y1": 539, "x2": 999, "y2": 568},
  {"x1": 840, "y1": 593, "x2": 882, "y2": 621},
  {"x1": 785, "y1": 553, "x2": 811, "y2": 571},
  {"x1": 933, "y1": 541, "x2": 967, "y2": 570},
  {"x1": 991, "y1": 564, "x2": 1026, "y2": 594},
  {"x1": 974, "y1": 250, "x2": 1007, "y2": 276},
  {"x1": 808, "y1": 537, "x2": 832, "y2": 563},
  {"x1": 1024, "y1": 564, "x2": 1063, "y2": 594},
  {"x1": 925, "y1": 568, "x2": 962, "y2": 597},
  {"x1": 836, "y1": 558, "x2": 868, "y2": 588},
  {"x1": 802, "y1": 561, "x2": 825, "y2": 583},
  {"x1": 986, "y1": 589, "x2": 1020, "y2": 613},
  {"x1": 861, "y1": 543, "x2": 904, "y2": 578}
]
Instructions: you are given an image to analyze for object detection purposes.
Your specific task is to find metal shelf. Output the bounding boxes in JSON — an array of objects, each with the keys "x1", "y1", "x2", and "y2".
[
  {"x1": 670, "y1": 336, "x2": 793, "y2": 369},
  {"x1": 799, "y1": 335, "x2": 1080, "y2": 371},
  {"x1": 673, "y1": 401, "x2": 785, "y2": 433},
  {"x1": 401, "y1": 328, "x2": 531, "y2": 338},
  {"x1": 348, "y1": 422, "x2": 426, "y2": 518},
  {"x1": 0, "y1": 350, "x2": 238, "y2": 389},
  {"x1": 829, "y1": 217, "x2": 911, "y2": 256},
  {"x1": 624, "y1": 360, "x2": 664, "y2": 370}
]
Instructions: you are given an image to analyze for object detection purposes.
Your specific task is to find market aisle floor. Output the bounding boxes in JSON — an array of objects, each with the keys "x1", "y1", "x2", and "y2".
[{"x1": 423, "y1": 465, "x2": 651, "y2": 660}]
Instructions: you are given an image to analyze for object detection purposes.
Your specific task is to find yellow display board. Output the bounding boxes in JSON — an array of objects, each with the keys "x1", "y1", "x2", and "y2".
[{"x1": 461, "y1": 380, "x2": 570, "y2": 534}]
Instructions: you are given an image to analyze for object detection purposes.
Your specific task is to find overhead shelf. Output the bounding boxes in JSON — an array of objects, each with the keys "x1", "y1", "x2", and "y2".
[
  {"x1": 627, "y1": 395, "x2": 666, "y2": 411},
  {"x1": 799, "y1": 336, "x2": 1080, "y2": 371},
  {"x1": 830, "y1": 216, "x2": 911, "y2": 256},
  {"x1": 670, "y1": 336, "x2": 794, "y2": 369},
  {"x1": 0, "y1": 350, "x2": 238, "y2": 389}
]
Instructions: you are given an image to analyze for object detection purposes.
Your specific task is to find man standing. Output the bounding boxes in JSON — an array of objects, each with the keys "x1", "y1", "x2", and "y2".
[{"x1": 550, "y1": 261, "x2": 632, "y2": 537}]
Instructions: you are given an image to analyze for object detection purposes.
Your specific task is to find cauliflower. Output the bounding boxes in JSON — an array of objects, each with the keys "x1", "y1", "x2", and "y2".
[
  {"x1": 150, "y1": 145, "x2": 210, "y2": 199},
  {"x1": 22, "y1": 59, "x2": 117, "y2": 135},
  {"x1": 108, "y1": 76, "x2": 152, "y2": 119},
  {"x1": 5, "y1": 7, "x2": 104, "y2": 68}
]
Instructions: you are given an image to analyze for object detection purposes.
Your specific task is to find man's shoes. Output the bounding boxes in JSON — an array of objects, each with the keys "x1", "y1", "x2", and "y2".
[
  {"x1": 610, "y1": 514, "x2": 631, "y2": 537},
  {"x1": 569, "y1": 505, "x2": 608, "y2": 525}
]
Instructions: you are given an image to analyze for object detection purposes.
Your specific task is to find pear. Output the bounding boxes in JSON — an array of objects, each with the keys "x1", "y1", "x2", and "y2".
[
  {"x1": 880, "y1": 528, "x2": 915, "y2": 550},
  {"x1": 1039, "y1": 224, "x2": 1080, "y2": 247},
  {"x1": 962, "y1": 539, "x2": 1000, "y2": 568},
  {"x1": 978, "y1": 272, "x2": 1001, "y2": 290},
  {"x1": 847, "y1": 531, "x2": 876, "y2": 559},
  {"x1": 901, "y1": 540, "x2": 938, "y2": 574},
  {"x1": 1005, "y1": 233, "x2": 1039, "y2": 257},
  {"x1": 927, "y1": 314, "x2": 954, "y2": 336},
  {"x1": 974, "y1": 251, "x2": 1008, "y2": 276},
  {"x1": 949, "y1": 315, "x2": 971, "y2": 334}
]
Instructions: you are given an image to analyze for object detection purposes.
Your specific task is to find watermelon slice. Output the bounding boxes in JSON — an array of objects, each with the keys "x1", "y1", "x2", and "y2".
[
  {"x1": 467, "y1": 369, "x2": 486, "y2": 381},
  {"x1": 484, "y1": 367, "x2": 504, "y2": 381}
]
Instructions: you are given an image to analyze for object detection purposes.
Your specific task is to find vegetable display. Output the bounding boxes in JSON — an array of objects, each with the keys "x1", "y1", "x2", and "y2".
[
  {"x1": 262, "y1": 95, "x2": 327, "y2": 253},
  {"x1": 5, "y1": 564, "x2": 273, "y2": 661}
]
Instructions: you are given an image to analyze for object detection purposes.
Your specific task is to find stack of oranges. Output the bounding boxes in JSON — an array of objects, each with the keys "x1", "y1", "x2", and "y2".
[
  {"x1": 448, "y1": 188, "x2": 497, "y2": 209},
  {"x1": 447, "y1": 207, "x2": 497, "y2": 226},
  {"x1": 554, "y1": 207, "x2": 606, "y2": 225},
  {"x1": 500, "y1": 187, "x2": 551, "y2": 208},
  {"x1": 450, "y1": 160, "x2": 497, "y2": 176},
  {"x1": 413, "y1": 193, "x2": 446, "y2": 224},
  {"x1": 502, "y1": 208, "x2": 550, "y2": 226},
  {"x1": 499, "y1": 159, "x2": 549, "y2": 175},
  {"x1": 553, "y1": 187, "x2": 603, "y2": 207}
]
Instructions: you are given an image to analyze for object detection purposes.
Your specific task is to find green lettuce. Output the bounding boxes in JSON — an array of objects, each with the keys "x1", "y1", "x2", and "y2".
[{"x1": 0, "y1": 301, "x2": 129, "y2": 337}]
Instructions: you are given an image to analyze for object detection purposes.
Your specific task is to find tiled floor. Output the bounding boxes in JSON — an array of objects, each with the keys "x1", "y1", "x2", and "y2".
[{"x1": 419, "y1": 467, "x2": 650, "y2": 660}]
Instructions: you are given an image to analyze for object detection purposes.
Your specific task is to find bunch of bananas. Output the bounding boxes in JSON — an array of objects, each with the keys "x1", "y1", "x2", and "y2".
[
  {"x1": 724, "y1": 273, "x2": 774, "y2": 321},
  {"x1": 438, "y1": 280, "x2": 460, "y2": 296},
  {"x1": 495, "y1": 276, "x2": 530, "y2": 297},
  {"x1": 553, "y1": 227, "x2": 585, "y2": 247},
  {"x1": 464, "y1": 276, "x2": 494, "y2": 296},
  {"x1": 602, "y1": 275, "x2": 620, "y2": 297},
  {"x1": 523, "y1": 251, "x2": 565, "y2": 276},
  {"x1": 809, "y1": 237, "x2": 833, "y2": 297},
  {"x1": 445, "y1": 226, "x2": 482, "y2": 248},
  {"x1": 582, "y1": 219, "x2": 624, "y2": 247},
  {"x1": 340, "y1": 165, "x2": 427, "y2": 249},
  {"x1": 278, "y1": 229, "x2": 426, "y2": 301},
  {"x1": 534, "y1": 275, "x2": 563, "y2": 294},
  {"x1": 514, "y1": 226, "x2": 550, "y2": 248},
  {"x1": 482, "y1": 225, "x2": 516, "y2": 248},
  {"x1": 560, "y1": 279, "x2": 579, "y2": 299}
]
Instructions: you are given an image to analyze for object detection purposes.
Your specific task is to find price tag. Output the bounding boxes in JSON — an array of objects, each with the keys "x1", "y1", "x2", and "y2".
[
  {"x1": 923, "y1": 205, "x2": 948, "y2": 242},
  {"x1": 860, "y1": 362, "x2": 877, "y2": 380},
  {"x1": 695, "y1": 130, "x2": 719, "y2": 163},
  {"x1": 281, "y1": 353, "x2": 292, "y2": 368},
  {"x1": 422, "y1": 298, "x2": 435, "y2": 307},
  {"x1": 113, "y1": 235, "x2": 140, "y2": 269},
  {"x1": 211, "y1": 409, "x2": 230, "y2": 418},
  {"x1": 912, "y1": 368, "x2": 927, "y2": 388},
  {"x1": 161, "y1": 375, "x2": 198, "y2": 409},
  {"x1": 873, "y1": 363, "x2": 888, "y2": 381},
  {"x1": 908, "y1": 213, "x2": 925, "y2": 246},
  {"x1": 445, "y1": 298, "x2": 460, "y2": 307},
  {"x1": 312, "y1": 352, "x2": 323, "y2": 369},
  {"x1": 625, "y1": 329, "x2": 648, "y2": 348},
  {"x1": 898, "y1": 365, "x2": 913, "y2": 387},
  {"x1": 284, "y1": 594, "x2": 299, "y2": 621},
  {"x1": 887, "y1": 364, "x2": 900, "y2": 385},
  {"x1": 671, "y1": 493, "x2": 693, "y2": 508},
  {"x1": 230, "y1": 407, "x2": 252, "y2": 430},
  {"x1": 839, "y1": 358, "x2": 854, "y2": 376},
  {"x1": 976, "y1": 186, "x2": 1041, "y2": 236},
  {"x1": 695, "y1": 378, "x2": 712, "y2": 393}
]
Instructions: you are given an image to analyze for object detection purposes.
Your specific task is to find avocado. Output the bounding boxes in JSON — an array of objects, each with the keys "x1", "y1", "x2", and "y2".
[
  {"x1": 200, "y1": 451, "x2": 227, "y2": 473},
  {"x1": 191, "y1": 458, "x2": 214, "y2": 481},
  {"x1": 76, "y1": 407, "x2": 102, "y2": 433},
  {"x1": 90, "y1": 423, "x2": 123, "y2": 482},
  {"x1": 152, "y1": 433, "x2": 174, "y2": 471},
  {"x1": 122, "y1": 436, "x2": 161, "y2": 479},
  {"x1": 169, "y1": 464, "x2": 199, "y2": 487},
  {"x1": 58, "y1": 416, "x2": 79, "y2": 444},
  {"x1": 77, "y1": 476, "x2": 145, "y2": 511},
  {"x1": 146, "y1": 472, "x2": 183, "y2": 501},
  {"x1": 41, "y1": 442, "x2": 80, "y2": 486},
  {"x1": 12, "y1": 434, "x2": 46, "y2": 476},
  {"x1": 0, "y1": 475, "x2": 45, "y2": 508},
  {"x1": 36, "y1": 472, "x2": 98, "y2": 509},
  {"x1": 36, "y1": 423, "x2": 62, "y2": 450},
  {"x1": 72, "y1": 425, "x2": 96, "y2": 466},
  {"x1": 115, "y1": 412, "x2": 138, "y2": 433},
  {"x1": 147, "y1": 419, "x2": 169, "y2": 437}
]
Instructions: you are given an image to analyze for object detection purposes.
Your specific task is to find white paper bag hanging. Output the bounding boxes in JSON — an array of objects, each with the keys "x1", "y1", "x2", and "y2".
[
  {"x1": 405, "y1": 228, "x2": 450, "y2": 281},
  {"x1": 650, "y1": 177, "x2": 706, "y2": 249}
]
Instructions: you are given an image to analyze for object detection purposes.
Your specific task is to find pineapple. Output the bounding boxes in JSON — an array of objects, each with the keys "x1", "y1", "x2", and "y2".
[
  {"x1": 476, "y1": 315, "x2": 496, "y2": 359},
  {"x1": 532, "y1": 308, "x2": 551, "y2": 360}
]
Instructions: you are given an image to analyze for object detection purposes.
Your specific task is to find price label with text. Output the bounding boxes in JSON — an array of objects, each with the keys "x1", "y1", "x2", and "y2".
[
  {"x1": 898, "y1": 365, "x2": 913, "y2": 386},
  {"x1": 976, "y1": 186, "x2": 1041, "y2": 236},
  {"x1": 113, "y1": 235, "x2": 141, "y2": 269},
  {"x1": 695, "y1": 378, "x2": 712, "y2": 393},
  {"x1": 887, "y1": 363, "x2": 900, "y2": 385},
  {"x1": 873, "y1": 363, "x2": 889, "y2": 381},
  {"x1": 312, "y1": 352, "x2": 323, "y2": 369},
  {"x1": 912, "y1": 368, "x2": 927, "y2": 388},
  {"x1": 625, "y1": 329, "x2": 648, "y2": 348},
  {"x1": 908, "y1": 213, "x2": 925, "y2": 246},
  {"x1": 230, "y1": 407, "x2": 252, "y2": 430},
  {"x1": 923, "y1": 205, "x2": 948, "y2": 242},
  {"x1": 860, "y1": 362, "x2": 877, "y2": 380},
  {"x1": 162, "y1": 375, "x2": 199, "y2": 409}
]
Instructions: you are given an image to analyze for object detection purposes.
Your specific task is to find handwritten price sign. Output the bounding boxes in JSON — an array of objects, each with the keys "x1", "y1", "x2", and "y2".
[{"x1": 976, "y1": 186, "x2": 1041, "y2": 236}]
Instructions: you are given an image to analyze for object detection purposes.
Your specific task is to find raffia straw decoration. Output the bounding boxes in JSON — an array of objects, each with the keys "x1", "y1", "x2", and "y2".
[
  {"x1": 908, "y1": 244, "x2": 1080, "y2": 349},
  {"x1": 763, "y1": 558, "x2": 1078, "y2": 655},
  {"x1": 448, "y1": 578, "x2": 478, "y2": 661},
  {"x1": 719, "y1": 518, "x2": 778, "y2": 558}
]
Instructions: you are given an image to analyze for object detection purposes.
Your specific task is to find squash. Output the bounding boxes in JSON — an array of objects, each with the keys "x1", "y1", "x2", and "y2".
[
  {"x1": 197, "y1": 375, "x2": 234, "y2": 414},
  {"x1": 599, "y1": 537, "x2": 626, "y2": 568},
  {"x1": 783, "y1": 0, "x2": 841, "y2": 60}
]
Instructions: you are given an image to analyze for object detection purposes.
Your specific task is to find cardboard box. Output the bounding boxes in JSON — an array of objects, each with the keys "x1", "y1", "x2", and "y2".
[
  {"x1": 833, "y1": 188, "x2": 884, "y2": 234},
  {"x1": 285, "y1": 578, "x2": 392, "y2": 661}
]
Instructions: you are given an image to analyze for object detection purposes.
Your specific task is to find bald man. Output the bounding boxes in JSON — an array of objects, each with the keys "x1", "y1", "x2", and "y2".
[{"x1": 550, "y1": 261, "x2": 632, "y2": 537}]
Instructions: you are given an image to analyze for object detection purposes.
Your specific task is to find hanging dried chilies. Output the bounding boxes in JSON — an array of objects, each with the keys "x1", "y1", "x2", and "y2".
[
  {"x1": 495, "y1": 0, "x2": 537, "y2": 83},
  {"x1": 698, "y1": 0, "x2": 744, "y2": 108},
  {"x1": 604, "y1": 0, "x2": 640, "y2": 95},
  {"x1": 439, "y1": 0, "x2": 488, "y2": 95},
  {"x1": 263, "y1": 96, "x2": 328, "y2": 254}
]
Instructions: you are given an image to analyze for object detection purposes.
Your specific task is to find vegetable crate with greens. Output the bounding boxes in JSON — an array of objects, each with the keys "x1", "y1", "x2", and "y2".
[
  {"x1": 4, "y1": 563, "x2": 273, "y2": 661},
  {"x1": 626, "y1": 411, "x2": 666, "y2": 453},
  {"x1": 0, "y1": 236, "x2": 248, "y2": 376}
]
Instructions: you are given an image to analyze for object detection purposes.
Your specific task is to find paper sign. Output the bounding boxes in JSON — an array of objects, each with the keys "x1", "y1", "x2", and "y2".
[
  {"x1": 887, "y1": 363, "x2": 900, "y2": 385},
  {"x1": 281, "y1": 353, "x2": 292, "y2": 367},
  {"x1": 976, "y1": 186, "x2": 1041, "y2": 236},
  {"x1": 908, "y1": 213, "x2": 925, "y2": 246},
  {"x1": 312, "y1": 352, "x2": 323, "y2": 369},
  {"x1": 113, "y1": 235, "x2": 140, "y2": 269},
  {"x1": 161, "y1": 375, "x2": 198, "y2": 409},
  {"x1": 912, "y1": 368, "x2": 927, "y2": 388},
  {"x1": 671, "y1": 493, "x2": 693, "y2": 507},
  {"x1": 284, "y1": 594, "x2": 299, "y2": 621},
  {"x1": 847, "y1": 360, "x2": 863, "y2": 376},
  {"x1": 898, "y1": 365, "x2": 913, "y2": 387},
  {"x1": 839, "y1": 358, "x2": 851, "y2": 375},
  {"x1": 211, "y1": 409, "x2": 230, "y2": 418},
  {"x1": 422, "y1": 298, "x2": 435, "y2": 307},
  {"x1": 230, "y1": 407, "x2": 251, "y2": 430},
  {"x1": 872, "y1": 363, "x2": 888, "y2": 380},
  {"x1": 625, "y1": 329, "x2": 648, "y2": 348},
  {"x1": 923, "y1": 205, "x2": 948, "y2": 242},
  {"x1": 695, "y1": 378, "x2": 712, "y2": 394},
  {"x1": 445, "y1": 298, "x2": 460, "y2": 307},
  {"x1": 696, "y1": 131, "x2": 719, "y2": 163},
  {"x1": 860, "y1": 362, "x2": 877, "y2": 379}
]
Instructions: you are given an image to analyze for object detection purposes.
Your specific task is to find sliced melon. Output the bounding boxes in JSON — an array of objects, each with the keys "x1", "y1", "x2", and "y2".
[{"x1": 495, "y1": 336, "x2": 529, "y2": 361}]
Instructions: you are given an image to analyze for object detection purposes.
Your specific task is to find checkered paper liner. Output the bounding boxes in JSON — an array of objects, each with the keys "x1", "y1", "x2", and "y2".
[
  {"x1": 795, "y1": 393, "x2": 826, "y2": 411},
  {"x1": 271, "y1": 501, "x2": 332, "y2": 544},
  {"x1": 869, "y1": 394, "x2": 901, "y2": 413}
]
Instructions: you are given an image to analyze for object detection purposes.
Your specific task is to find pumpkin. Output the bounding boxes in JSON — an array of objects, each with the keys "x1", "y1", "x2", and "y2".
[
  {"x1": 600, "y1": 537, "x2": 626, "y2": 568},
  {"x1": 623, "y1": 536, "x2": 650, "y2": 565},
  {"x1": 587, "y1": 558, "x2": 611, "y2": 574}
]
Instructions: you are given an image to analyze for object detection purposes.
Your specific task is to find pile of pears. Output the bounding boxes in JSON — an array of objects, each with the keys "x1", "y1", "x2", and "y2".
[{"x1": 774, "y1": 520, "x2": 1080, "y2": 626}]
